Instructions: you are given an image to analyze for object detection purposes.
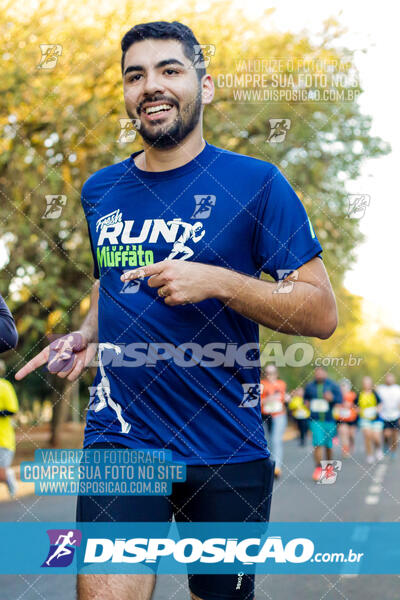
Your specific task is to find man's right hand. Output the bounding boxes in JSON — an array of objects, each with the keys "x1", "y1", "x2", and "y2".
[{"x1": 15, "y1": 331, "x2": 98, "y2": 382}]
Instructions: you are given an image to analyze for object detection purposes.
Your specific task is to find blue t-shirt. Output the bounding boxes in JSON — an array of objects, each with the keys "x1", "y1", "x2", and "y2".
[
  {"x1": 304, "y1": 379, "x2": 342, "y2": 422},
  {"x1": 81, "y1": 141, "x2": 322, "y2": 465}
]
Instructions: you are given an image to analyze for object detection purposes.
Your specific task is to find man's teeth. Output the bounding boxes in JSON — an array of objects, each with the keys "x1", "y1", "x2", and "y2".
[{"x1": 144, "y1": 104, "x2": 173, "y2": 115}]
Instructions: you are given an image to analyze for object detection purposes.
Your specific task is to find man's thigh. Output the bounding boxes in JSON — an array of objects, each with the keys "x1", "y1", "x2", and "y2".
[
  {"x1": 173, "y1": 457, "x2": 275, "y2": 600},
  {"x1": 75, "y1": 442, "x2": 174, "y2": 599},
  {"x1": 76, "y1": 442, "x2": 174, "y2": 523}
]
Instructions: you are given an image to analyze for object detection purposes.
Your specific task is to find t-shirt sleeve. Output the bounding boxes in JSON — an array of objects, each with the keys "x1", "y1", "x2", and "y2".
[
  {"x1": 253, "y1": 165, "x2": 323, "y2": 280},
  {"x1": 0, "y1": 294, "x2": 18, "y2": 353},
  {"x1": 81, "y1": 184, "x2": 99, "y2": 280},
  {"x1": 0, "y1": 380, "x2": 18, "y2": 413},
  {"x1": 87, "y1": 223, "x2": 99, "y2": 280}
]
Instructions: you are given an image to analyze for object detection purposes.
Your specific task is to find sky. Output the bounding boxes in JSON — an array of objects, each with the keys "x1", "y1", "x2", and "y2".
[{"x1": 230, "y1": 0, "x2": 398, "y2": 330}]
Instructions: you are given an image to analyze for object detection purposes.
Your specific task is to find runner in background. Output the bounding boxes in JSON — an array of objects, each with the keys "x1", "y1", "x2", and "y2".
[
  {"x1": 0, "y1": 294, "x2": 18, "y2": 498},
  {"x1": 0, "y1": 360, "x2": 19, "y2": 497},
  {"x1": 260, "y1": 365, "x2": 288, "y2": 479},
  {"x1": 0, "y1": 293, "x2": 18, "y2": 353},
  {"x1": 334, "y1": 378, "x2": 358, "y2": 458},
  {"x1": 376, "y1": 373, "x2": 400, "y2": 460},
  {"x1": 288, "y1": 386, "x2": 310, "y2": 446},
  {"x1": 355, "y1": 376, "x2": 383, "y2": 464},
  {"x1": 304, "y1": 367, "x2": 342, "y2": 481}
]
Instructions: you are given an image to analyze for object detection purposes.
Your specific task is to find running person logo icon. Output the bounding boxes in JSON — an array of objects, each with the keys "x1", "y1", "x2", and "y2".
[
  {"x1": 167, "y1": 219, "x2": 205, "y2": 260},
  {"x1": 239, "y1": 383, "x2": 264, "y2": 408},
  {"x1": 267, "y1": 119, "x2": 291, "y2": 143},
  {"x1": 47, "y1": 332, "x2": 86, "y2": 374},
  {"x1": 89, "y1": 343, "x2": 131, "y2": 434},
  {"x1": 37, "y1": 44, "x2": 62, "y2": 70},
  {"x1": 191, "y1": 194, "x2": 216, "y2": 219},
  {"x1": 41, "y1": 529, "x2": 82, "y2": 568},
  {"x1": 120, "y1": 270, "x2": 143, "y2": 294},
  {"x1": 42, "y1": 195, "x2": 67, "y2": 219},
  {"x1": 317, "y1": 460, "x2": 342, "y2": 484}
]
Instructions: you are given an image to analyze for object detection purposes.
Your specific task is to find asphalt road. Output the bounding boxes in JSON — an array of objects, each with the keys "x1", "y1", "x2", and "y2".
[{"x1": 1, "y1": 432, "x2": 400, "y2": 600}]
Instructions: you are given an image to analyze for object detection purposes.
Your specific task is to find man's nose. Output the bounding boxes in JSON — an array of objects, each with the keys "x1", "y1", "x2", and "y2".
[{"x1": 142, "y1": 71, "x2": 165, "y2": 96}]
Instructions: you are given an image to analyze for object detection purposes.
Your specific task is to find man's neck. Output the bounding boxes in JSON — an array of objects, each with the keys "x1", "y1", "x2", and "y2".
[{"x1": 134, "y1": 135, "x2": 206, "y2": 173}]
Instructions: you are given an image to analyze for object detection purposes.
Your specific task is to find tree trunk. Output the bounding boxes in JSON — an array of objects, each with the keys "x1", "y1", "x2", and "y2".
[{"x1": 49, "y1": 382, "x2": 72, "y2": 447}]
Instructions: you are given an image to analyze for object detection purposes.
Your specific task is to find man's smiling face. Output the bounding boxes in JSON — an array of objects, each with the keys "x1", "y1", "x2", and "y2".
[{"x1": 122, "y1": 38, "x2": 203, "y2": 148}]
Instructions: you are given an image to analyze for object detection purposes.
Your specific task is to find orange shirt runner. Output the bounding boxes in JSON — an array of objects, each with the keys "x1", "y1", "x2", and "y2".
[
  {"x1": 333, "y1": 390, "x2": 358, "y2": 423},
  {"x1": 260, "y1": 379, "x2": 286, "y2": 417}
]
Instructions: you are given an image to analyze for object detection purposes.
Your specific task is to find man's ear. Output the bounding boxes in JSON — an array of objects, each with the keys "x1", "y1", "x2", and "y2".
[{"x1": 201, "y1": 74, "x2": 214, "y2": 105}]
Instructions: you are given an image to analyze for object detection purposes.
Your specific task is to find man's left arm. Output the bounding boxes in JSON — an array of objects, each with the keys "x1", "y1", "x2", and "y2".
[{"x1": 210, "y1": 255, "x2": 337, "y2": 339}]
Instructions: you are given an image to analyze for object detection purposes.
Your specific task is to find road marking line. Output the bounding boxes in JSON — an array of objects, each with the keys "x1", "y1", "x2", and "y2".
[
  {"x1": 365, "y1": 495, "x2": 379, "y2": 505},
  {"x1": 369, "y1": 484, "x2": 382, "y2": 494}
]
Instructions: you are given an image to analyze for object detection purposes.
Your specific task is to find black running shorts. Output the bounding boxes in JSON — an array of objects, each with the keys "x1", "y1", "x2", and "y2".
[{"x1": 76, "y1": 442, "x2": 275, "y2": 600}]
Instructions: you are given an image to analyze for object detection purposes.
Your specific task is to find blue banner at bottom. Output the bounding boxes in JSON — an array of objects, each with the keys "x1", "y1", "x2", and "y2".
[{"x1": 0, "y1": 522, "x2": 397, "y2": 574}]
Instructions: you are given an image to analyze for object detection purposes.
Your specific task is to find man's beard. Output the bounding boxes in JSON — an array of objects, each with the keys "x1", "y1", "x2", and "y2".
[{"x1": 127, "y1": 90, "x2": 202, "y2": 149}]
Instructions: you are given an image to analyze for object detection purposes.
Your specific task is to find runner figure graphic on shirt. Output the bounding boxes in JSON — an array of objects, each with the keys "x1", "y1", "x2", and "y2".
[
  {"x1": 167, "y1": 219, "x2": 205, "y2": 260},
  {"x1": 92, "y1": 343, "x2": 131, "y2": 434},
  {"x1": 45, "y1": 531, "x2": 77, "y2": 566}
]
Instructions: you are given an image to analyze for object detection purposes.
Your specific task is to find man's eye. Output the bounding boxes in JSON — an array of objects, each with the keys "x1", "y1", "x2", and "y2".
[
  {"x1": 164, "y1": 69, "x2": 179, "y2": 75},
  {"x1": 128, "y1": 74, "x2": 142, "y2": 82}
]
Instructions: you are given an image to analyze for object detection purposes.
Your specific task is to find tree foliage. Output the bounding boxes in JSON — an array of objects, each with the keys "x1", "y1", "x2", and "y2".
[{"x1": 0, "y1": 0, "x2": 391, "y2": 411}]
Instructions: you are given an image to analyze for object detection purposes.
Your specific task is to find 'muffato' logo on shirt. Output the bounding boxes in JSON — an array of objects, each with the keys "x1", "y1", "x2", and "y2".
[{"x1": 94, "y1": 211, "x2": 207, "y2": 270}]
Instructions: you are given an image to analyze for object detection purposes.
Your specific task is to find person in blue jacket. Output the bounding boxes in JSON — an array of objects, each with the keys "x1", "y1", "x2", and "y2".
[
  {"x1": 0, "y1": 294, "x2": 18, "y2": 353},
  {"x1": 304, "y1": 366, "x2": 342, "y2": 481}
]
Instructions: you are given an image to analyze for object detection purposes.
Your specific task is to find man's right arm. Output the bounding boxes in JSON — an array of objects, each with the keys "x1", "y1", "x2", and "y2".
[
  {"x1": 79, "y1": 280, "x2": 99, "y2": 345},
  {"x1": 15, "y1": 280, "x2": 100, "y2": 382}
]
